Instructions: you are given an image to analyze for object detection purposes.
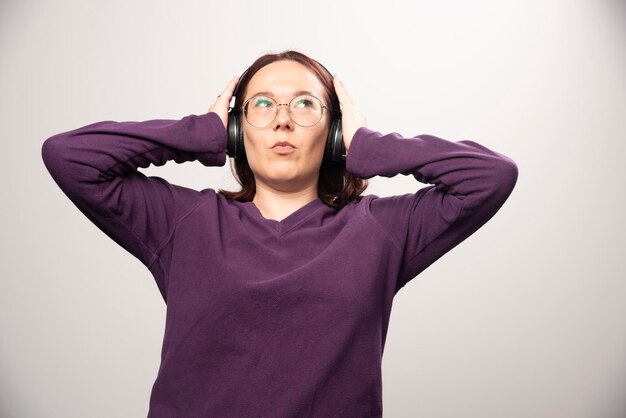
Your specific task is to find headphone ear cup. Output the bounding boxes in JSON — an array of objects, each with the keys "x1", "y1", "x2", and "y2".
[
  {"x1": 324, "y1": 116, "x2": 345, "y2": 162},
  {"x1": 227, "y1": 112, "x2": 245, "y2": 159}
]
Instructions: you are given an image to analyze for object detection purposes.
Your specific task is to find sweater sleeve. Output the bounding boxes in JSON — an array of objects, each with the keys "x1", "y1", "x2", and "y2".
[
  {"x1": 41, "y1": 111, "x2": 228, "y2": 271},
  {"x1": 345, "y1": 126, "x2": 518, "y2": 293}
]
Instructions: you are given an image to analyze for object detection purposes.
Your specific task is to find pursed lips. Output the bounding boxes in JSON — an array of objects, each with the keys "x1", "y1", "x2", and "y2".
[{"x1": 272, "y1": 141, "x2": 296, "y2": 148}]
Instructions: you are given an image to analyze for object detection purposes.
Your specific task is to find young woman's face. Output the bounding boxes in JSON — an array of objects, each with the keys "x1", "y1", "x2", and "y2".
[{"x1": 242, "y1": 60, "x2": 330, "y2": 191}]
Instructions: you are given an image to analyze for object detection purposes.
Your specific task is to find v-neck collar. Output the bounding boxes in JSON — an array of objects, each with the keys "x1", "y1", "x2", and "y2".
[{"x1": 241, "y1": 197, "x2": 327, "y2": 235}]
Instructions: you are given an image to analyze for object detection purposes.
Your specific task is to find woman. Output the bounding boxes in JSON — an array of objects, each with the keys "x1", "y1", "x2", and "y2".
[{"x1": 41, "y1": 50, "x2": 518, "y2": 417}]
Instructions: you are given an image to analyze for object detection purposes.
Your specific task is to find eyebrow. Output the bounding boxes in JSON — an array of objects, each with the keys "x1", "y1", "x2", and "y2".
[{"x1": 248, "y1": 90, "x2": 317, "y2": 99}]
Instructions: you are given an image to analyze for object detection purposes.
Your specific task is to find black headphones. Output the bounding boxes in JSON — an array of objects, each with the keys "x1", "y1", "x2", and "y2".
[{"x1": 226, "y1": 60, "x2": 346, "y2": 162}]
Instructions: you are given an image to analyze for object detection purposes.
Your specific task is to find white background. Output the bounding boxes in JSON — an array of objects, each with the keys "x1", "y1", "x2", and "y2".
[{"x1": 1, "y1": 0, "x2": 625, "y2": 416}]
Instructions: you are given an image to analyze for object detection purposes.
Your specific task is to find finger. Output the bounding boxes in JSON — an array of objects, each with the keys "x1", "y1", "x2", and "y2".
[
  {"x1": 220, "y1": 75, "x2": 239, "y2": 100},
  {"x1": 336, "y1": 75, "x2": 356, "y2": 107},
  {"x1": 334, "y1": 74, "x2": 355, "y2": 108},
  {"x1": 333, "y1": 75, "x2": 349, "y2": 106},
  {"x1": 228, "y1": 75, "x2": 239, "y2": 91}
]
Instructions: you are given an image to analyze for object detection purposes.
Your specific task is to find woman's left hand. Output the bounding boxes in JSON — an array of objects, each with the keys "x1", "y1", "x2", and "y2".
[{"x1": 333, "y1": 74, "x2": 367, "y2": 154}]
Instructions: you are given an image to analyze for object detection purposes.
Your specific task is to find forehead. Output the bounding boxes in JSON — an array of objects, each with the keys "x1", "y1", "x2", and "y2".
[{"x1": 245, "y1": 60, "x2": 325, "y2": 101}]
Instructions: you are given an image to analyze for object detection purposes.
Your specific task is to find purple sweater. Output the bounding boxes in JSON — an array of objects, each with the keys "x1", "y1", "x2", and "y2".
[{"x1": 41, "y1": 111, "x2": 518, "y2": 417}]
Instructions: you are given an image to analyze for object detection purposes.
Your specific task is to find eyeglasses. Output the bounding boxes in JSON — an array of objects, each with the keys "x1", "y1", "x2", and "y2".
[{"x1": 241, "y1": 94, "x2": 329, "y2": 128}]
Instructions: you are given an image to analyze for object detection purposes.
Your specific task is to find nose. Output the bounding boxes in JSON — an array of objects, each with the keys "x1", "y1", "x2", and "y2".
[{"x1": 274, "y1": 104, "x2": 293, "y2": 128}]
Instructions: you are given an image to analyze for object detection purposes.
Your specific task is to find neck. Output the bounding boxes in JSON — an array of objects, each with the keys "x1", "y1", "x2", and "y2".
[{"x1": 252, "y1": 183, "x2": 319, "y2": 222}]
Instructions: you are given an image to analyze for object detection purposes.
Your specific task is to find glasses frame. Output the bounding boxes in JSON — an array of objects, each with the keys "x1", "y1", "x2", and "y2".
[{"x1": 241, "y1": 94, "x2": 329, "y2": 128}]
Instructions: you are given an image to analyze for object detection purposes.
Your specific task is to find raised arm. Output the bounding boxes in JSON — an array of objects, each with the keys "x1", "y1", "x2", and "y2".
[
  {"x1": 41, "y1": 111, "x2": 228, "y2": 279},
  {"x1": 345, "y1": 127, "x2": 518, "y2": 293}
]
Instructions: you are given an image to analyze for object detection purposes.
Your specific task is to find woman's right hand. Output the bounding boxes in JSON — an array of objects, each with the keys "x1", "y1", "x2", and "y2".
[{"x1": 207, "y1": 75, "x2": 240, "y2": 130}]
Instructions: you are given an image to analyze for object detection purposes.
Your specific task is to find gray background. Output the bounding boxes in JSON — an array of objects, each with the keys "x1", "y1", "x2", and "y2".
[{"x1": 1, "y1": 0, "x2": 625, "y2": 416}]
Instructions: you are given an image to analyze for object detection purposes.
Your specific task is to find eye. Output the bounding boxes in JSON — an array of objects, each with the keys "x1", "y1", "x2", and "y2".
[
  {"x1": 253, "y1": 96, "x2": 274, "y2": 108},
  {"x1": 293, "y1": 97, "x2": 314, "y2": 108}
]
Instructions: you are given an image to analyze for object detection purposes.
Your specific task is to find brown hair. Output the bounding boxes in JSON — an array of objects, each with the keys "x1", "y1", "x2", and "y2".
[{"x1": 217, "y1": 49, "x2": 368, "y2": 210}]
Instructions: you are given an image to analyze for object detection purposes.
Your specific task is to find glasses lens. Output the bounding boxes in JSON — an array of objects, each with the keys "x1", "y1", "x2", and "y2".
[
  {"x1": 290, "y1": 95, "x2": 323, "y2": 127},
  {"x1": 243, "y1": 95, "x2": 324, "y2": 127},
  {"x1": 243, "y1": 95, "x2": 276, "y2": 128}
]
